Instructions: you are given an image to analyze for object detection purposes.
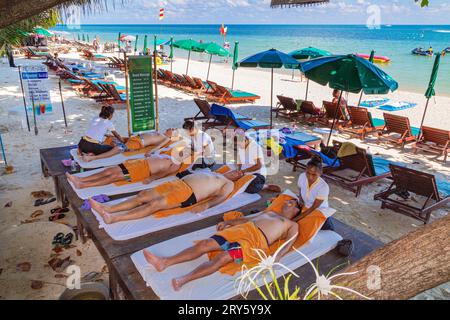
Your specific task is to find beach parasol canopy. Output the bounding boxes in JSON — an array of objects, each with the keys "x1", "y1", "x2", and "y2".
[
  {"x1": 169, "y1": 36, "x2": 174, "y2": 72},
  {"x1": 118, "y1": 32, "x2": 121, "y2": 51},
  {"x1": 120, "y1": 35, "x2": 136, "y2": 42},
  {"x1": 419, "y1": 53, "x2": 441, "y2": 133},
  {"x1": 238, "y1": 48, "x2": 301, "y2": 127},
  {"x1": 300, "y1": 54, "x2": 398, "y2": 144},
  {"x1": 197, "y1": 42, "x2": 231, "y2": 81},
  {"x1": 134, "y1": 35, "x2": 139, "y2": 52},
  {"x1": 33, "y1": 27, "x2": 53, "y2": 37},
  {"x1": 173, "y1": 39, "x2": 203, "y2": 74},
  {"x1": 270, "y1": 0, "x2": 330, "y2": 7},
  {"x1": 289, "y1": 47, "x2": 332, "y2": 60},
  {"x1": 289, "y1": 47, "x2": 332, "y2": 100},
  {"x1": 143, "y1": 35, "x2": 148, "y2": 54},
  {"x1": 231, "y1": 41, "x2": 239, "y2": 89}
]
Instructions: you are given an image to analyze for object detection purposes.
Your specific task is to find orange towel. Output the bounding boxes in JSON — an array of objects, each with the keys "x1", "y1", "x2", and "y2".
[
  {"x1": 207, "y1": 222, "x2": 269, "y2": 273},
  {"x1": 209, "y1": 193, "x2": 328, "y2": 275},
  {"x1": 152, "y1": 172, "x2": 255, "y2": 219},
  {"x1": 153, "y1": 179, "x2": 193, "y2": 207},
  {"x1": 223, "y1": 211, "x2": 244, "y2": 221},
  {"x1": 103, "y1": 136, "x2": 114, "y2": 146},
  {"x1": 125, "y1": 136, "x2": 144, "y2": 151},
  {"x1": 122, "y1": 158, "x2": 151, "y2": 183}
]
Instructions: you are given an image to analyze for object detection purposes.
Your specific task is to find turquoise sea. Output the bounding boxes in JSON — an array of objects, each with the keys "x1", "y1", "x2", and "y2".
[{"x1": 51, "y1": 24, "x2": 450, "y2": 96}]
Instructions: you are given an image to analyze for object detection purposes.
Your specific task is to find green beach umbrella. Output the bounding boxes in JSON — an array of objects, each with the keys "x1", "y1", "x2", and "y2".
[
  {"x1": 143, "y1": 35, "x2": 148, "y2": 55},
  {"x1": 77, "y1": 34, "x2": 80, "y2": 41},
  {"x1": 118, "y1": 32, "x2": 121, "y2": 51},
  {"x1": 231, "y1": 41, "x2": 239, "y2": 89},
  {"x1": 134, "y1": 35, "x2": 139, "y2": 53},
  {"x1": 154, "y1": 35, "x2": 157, "y2": 54},
  {"x1": 169, "y1": 36, "x2": 174, "y2": 72},
  {"x1": 238, "y1": 48, "x2": 302, "y2": 127},
  {"x1": 289, "y1": 47, "x2": 332, "y2": 100},
  {"x1": 173, "y1": 39, "x2": 203, "y2": 74},
  {"x1": 33, "y1": 27, "x2": 53, "y2": 37},
  {"x1": 358, "y1": 50, "x2": 376, "y2": 105},
  {"x1": 197, "y1": 42, "x2": 230, "y2": 81},
  {"x1": 87, "y1": 34, "x2": 90, "y2": 42},
  {"x1": 419, "y1": 53, "x2": 441, "y2": 133},
  {"x1": 82, "y1": 34, "x2": 85, "y2": 42},
  {"x1": 300, "y1": 54, "x2": 398, "y2": 145}
]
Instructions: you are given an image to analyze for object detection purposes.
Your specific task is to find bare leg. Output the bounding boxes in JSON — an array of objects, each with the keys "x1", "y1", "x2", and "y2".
[
  {"x1": 89, "y1": 190, "x2": 155, "y2": 214},
  {"x1": 82, "y1": 146, "x2": 121, "y2": 162},
  {"x1": 144, "y1": 239, "x2": 221, "y2": 271},
  {"x1": 172, "y1": 252, "x2": 232, "y2": 291},
  {"x1": 110, "y1": 197, "x2": 172, "y2": 223},
  {"x1": 78, "y1": 167, "x2": 121, "y2": 183}
]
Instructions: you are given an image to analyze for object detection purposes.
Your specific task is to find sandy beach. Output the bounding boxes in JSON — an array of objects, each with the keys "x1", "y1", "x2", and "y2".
[{"x1": 0, "y1": 48, "x2": 449, "y2": 300}]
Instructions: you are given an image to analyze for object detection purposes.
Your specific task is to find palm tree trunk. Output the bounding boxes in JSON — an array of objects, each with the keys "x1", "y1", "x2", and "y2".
[{"x1": 6, "y1": 45, "x2": 16, "y2": 67}]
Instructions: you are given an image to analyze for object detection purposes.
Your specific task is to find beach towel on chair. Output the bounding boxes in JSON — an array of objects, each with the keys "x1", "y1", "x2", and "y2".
[
  {"x1": 130, "y1": 190, "x2": 341, "y2": 300},
  {"x1": 90, "y1": 167, "x2": 261, "y2": 240}
]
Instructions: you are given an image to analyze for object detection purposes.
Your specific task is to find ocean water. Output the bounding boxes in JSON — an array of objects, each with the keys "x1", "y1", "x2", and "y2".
[{"x1": 51, "y1": 24, "x2": 450, "y2": 95}]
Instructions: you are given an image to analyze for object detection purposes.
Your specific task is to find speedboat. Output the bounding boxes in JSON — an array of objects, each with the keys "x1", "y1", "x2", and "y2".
[{"x1": 411, "y1": 48, "x2": 433, "y2": 56}]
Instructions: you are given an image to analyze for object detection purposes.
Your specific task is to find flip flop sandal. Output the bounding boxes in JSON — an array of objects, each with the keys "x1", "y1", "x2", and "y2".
[
  {"x1": 49, "y1": 213, "x2": 66, "y2": 222},
  {"x1": 34, "y1": 199, "x2": 44, "y2": 207},
  {"x1": 62, "y1": 233, "x2": 74, "y2": 246},
  {"x1": 52, "y1": 232, "x2": 65, "y2": 245},
  {"x1": 42, "y1": 197, "x2": 57, "y2": 205},
  {"x1": 51, "y1": 207, "x2": 70, "y2": 214}
]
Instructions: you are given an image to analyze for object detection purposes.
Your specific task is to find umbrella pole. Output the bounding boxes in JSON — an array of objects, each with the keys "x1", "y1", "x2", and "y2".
[
  {"x1": 418, "y1": 98, "x2": 431, "y2": 139},
  {"x1": 326, "y1": 90, "x2": 343, "y2": 146},
  {"x1": 0, "y1": 133, "x2": 7, "y2": 167},
  {"x1": 206, "y1": 54, "x2": 212, "y2": 81},
  {"x1": 186, "y1": 50, "x2": 191, "y2": 75},
  {"x1": 305, "y1": 78, "x2": 309, "y2": 101},
  {"x1": 292, "y1": 69, "x2": 295, "y2": 80},
  {"x1": 270, "y1": 68, "x2": 274, "y2": 128},
  {"x1": 358, "y1": 91, "x2": 364, "y2": 106},
  {"x1": 231, "y1": 69, "x2": 235, "y2": 90}
]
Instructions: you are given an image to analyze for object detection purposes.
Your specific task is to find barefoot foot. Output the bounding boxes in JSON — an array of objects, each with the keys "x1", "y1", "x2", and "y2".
[
  {"x1": 143, "y1": 249, "x2": 167, "y2": 272},
  {"x1": 172, "y1": 278, "x2": 184, "y2": 291}
]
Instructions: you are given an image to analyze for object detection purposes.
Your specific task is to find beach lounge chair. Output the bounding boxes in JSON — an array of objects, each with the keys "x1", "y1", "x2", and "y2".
[
  {"x1": 340, "y1": 106, "x2": 385, "y2": 140},
  {"x1": 210, "y1": 103, "x2": 271, "y2": 131},
  {"x1": 183, "y1": 75, "x2": 204, "y2": 93},
  {"x1": 299, "y1": 100, "x2": 325, "y2": 124},
  {"x1": 102, "y1": 84, "x2": 126, "y2": 105},
  {"x1": 130, "y1": 190, "x2": 341, "y2": 299},
  {"x1": 374, "y1": 165, "x2": 450, "y2": 224},
  {"x1": 290, "y1": 141, "x2": 394, "y2": 197},
  {"x1": 184, "y1": 99, "x2": 238, "y2": 129},
  {"x1": 83, "y1": 49, "x2": 108, "y2": 61},
  {"x1": 377, "y1": 113, "x2": 420, "y2": 148},
  {"x1": 274, "y1": 95, "x2": 300, "y2": 119},
  {"x1": 206, "y1": 81, "x2": 260, "y2": 104},
  {"x1": 193, "y1": 77, "x2": 210, "y2": 92},
  {"x1": 318, "y1": 101, "x2": 348, "y2": 127},
  {"x1": 413, "y1": 126, "x2": 450, "y2": 163},
  {"x1": 24, "y1": 47, "x2": 51, "y2": 59}
]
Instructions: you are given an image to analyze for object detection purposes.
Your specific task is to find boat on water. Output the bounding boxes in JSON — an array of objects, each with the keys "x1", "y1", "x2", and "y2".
[
  {"x1": 411, "y1": 48, "x2": 433, "y2": 56},
  {"x1": 356, "y1": 53, "x2": 391, "y2": 63}
]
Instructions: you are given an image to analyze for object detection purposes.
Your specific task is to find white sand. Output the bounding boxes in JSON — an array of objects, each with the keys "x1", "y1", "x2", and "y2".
[{"x1": 0, "y1": 47, "x2": 448, "y2": 299}]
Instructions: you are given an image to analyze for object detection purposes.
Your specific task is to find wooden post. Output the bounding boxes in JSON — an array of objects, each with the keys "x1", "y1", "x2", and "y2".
[
  {"x1": 58, "y1": 79, "x2": 68, "y2": 129},
  {"x1": 31, "y1": 94, "x2": 38, "y2": 136},
  {"x1": 17, "y1": 66, "x2": 31, "y2": 132},
  {"x1": 153, "y1": 51, "x2": 159, "y2": 131},
  {"x1": 124, "y1": 52, "x2": 131, "y2": 136}
]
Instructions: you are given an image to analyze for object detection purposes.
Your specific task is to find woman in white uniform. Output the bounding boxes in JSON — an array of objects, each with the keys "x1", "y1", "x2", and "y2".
[{"x1": 297, "y1": 157, "x2": 334, "y2": 230}]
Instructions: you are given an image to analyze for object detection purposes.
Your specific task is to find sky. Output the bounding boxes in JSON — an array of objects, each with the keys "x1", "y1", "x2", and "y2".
[{"x1": 75, "y1": 0, "x2": 450, "y2": 25}]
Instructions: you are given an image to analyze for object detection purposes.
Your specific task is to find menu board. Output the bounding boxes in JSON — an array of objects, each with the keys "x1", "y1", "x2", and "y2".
[
  {"x1": 21, "y1": 65, "x2": 53, "y2": 115},
  {"x1": 128, "y1": 56, "x2": 155, "y2": 133}
]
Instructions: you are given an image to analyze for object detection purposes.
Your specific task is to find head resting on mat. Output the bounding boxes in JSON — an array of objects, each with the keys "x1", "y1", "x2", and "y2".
[{"x1": 279, "y1": 199, "x2": 301, "y2": 220}]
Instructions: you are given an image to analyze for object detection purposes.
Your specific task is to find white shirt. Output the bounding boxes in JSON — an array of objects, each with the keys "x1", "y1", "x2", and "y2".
[
  {"x1": 85, "y1": 117, "x2": 115, "y2": 143},
  {"x1": 192, "y1": 131, "x2": 215, "y2": 158},
  {"x1": 297, "y1": 173, "x2": 329, "y2": 211},
  {"x1": 238, "y1": 139, "x2": 266, "y2": 177}
]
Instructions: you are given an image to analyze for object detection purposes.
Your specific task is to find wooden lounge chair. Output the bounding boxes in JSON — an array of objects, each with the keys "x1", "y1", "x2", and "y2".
[
  {"x1": 24, "y1": 47, "x2": 51, "y2": 59},
  {"x1": 290, "y1": 141, "x2": 393, "y2": 197},
  {"x1": 413, "y1": 126, "x2": 450, "y2": 162},
  {"x1": 193, "y1": 77, "x2": 210, "y2": 92},
  {"x1": 274, "y1": 95, "x2": 300, "y2": 119},
  {"x1": 340, "y1": 106, "x2": 385, "y2": 140},
  {"x1": 206, "y1": 81, "x2": 260, "y2": 105},
  {"x1": 183, "y1": 75, "x2": 203, "y2": 93},
  {"x1": 102, "y1": 84, "x2": 126, "y2": 105},
  {"x1": 183, "y1": 99, "x2": 239, "y2": 129},
  {"x1": 299, "y1": 100, "x2": 325, "y2": 124},
  {"x1": 377, "y1": 113, "x2": 420, "y2": 148},
  {"x1": 374, "y1": 164, "x2": 450, "y2": 224},
  {"x1": 318, "y1": 101, "x2": 348, "y2": 127}
]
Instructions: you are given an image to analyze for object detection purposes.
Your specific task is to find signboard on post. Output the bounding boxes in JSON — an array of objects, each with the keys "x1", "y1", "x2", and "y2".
[
  {"x1": 127, "y1": 56, "x2": 156, "y2": 134},
  {"x1": 21, "y1": 65, "x2": 53, "y2": 115}
]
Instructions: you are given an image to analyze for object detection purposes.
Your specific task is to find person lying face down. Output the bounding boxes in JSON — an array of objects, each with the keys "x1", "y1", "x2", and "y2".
[
  {"x1": 80, "y1": 128, "x2": 181, "y2": 163},
  {"x1": 66, "y1": 143, "x2": 193, "y2": 189},
  {"x1": 144, "y1": 199, "x2": 300, "y2": 291},
  {"x1": 89, "y1": 171, "x2": 234, "y2": 224}
]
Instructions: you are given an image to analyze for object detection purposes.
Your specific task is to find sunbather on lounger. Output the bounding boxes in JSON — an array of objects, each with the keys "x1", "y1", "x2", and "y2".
[
  {"x1": 144, "y1": 199, "x2": 300, "y2": 291},
  {"x1": 66, "y1": 147, "x2": 191, "y2": 189},
  {"x1": 90, "y1": 172, "x2": 234, "y2": 224}
]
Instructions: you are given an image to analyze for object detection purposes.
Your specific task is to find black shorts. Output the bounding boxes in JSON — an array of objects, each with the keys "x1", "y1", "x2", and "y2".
[
  {"x1": 78, "y1": 137, "x2": 113, "y2": 155},
  {"x1": 244, "y1": 173, "x2": 266, "y2": 194},
  {"x1": 180, "y1": 193, "x2": 197, "y2": 208},
  {"x1": 176, "y1": 170, "x2": 193, "y2": 179}
]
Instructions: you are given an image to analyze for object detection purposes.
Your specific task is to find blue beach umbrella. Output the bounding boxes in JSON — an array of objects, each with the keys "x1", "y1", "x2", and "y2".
[
  {"x1": 238, "y1": 48, "x2": 301, "y2": 127},
  {"x1": 300, "y1": 54, "x2": 398, "y2": 144}
]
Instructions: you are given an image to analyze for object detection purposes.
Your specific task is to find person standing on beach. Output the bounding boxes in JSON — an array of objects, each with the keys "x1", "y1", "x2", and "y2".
[
  {"x1": 332, "y1": 89, "x2": 348, "y2": 119},
  {"x1": 77, "y1": 106, "x2": 126, "y2": 162}
]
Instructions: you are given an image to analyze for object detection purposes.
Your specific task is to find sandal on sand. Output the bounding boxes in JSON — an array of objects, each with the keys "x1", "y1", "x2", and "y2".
[
  {"x1": 49, "y1": 213, "x2": 66, "y2": 221},
  {"x1": 51, "y1": 207, "x2": 70, "y2": 214}
]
